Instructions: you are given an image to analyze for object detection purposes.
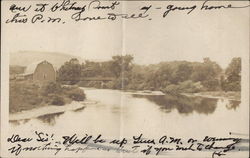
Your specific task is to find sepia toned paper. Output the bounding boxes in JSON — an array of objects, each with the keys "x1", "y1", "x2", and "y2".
[{"x1": 1, "y1": 0, "x2": 249, "y2": 157}]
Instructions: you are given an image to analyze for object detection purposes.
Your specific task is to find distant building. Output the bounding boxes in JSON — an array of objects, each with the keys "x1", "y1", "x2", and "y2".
[{"x1": 23, "y1": 60, "x2": 56, "y2": 82}]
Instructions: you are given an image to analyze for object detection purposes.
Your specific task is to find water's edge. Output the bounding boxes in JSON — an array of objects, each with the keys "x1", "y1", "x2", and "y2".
[{"x1": 9, "y1": 100, "x2": 97, "y2": 121}]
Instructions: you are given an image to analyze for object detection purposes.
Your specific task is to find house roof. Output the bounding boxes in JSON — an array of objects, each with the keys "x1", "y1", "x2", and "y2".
[{"x1": 23, "y1": 60, "x2": 55, "y2": 75}]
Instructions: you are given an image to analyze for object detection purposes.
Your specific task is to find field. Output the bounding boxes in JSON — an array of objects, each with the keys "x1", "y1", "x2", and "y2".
[{"x1": 9, "y1": 80, "x2": 85, "y2": 113}]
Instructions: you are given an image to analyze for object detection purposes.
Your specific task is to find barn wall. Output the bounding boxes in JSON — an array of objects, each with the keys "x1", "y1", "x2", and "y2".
[{"x1": 33, "y1": 62, "x2": 56, "y2": 81}]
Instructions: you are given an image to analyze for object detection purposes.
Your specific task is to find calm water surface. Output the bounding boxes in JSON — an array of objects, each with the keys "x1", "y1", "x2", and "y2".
[
  {"x1": 8, "y1": 88, "x2": 249, "y2": 157},
  {"x1": 10, "y1": 88, "x2": 247, "y2": 138}
]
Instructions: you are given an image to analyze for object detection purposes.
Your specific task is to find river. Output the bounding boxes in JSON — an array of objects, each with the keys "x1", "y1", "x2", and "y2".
[{"x1": 8, "y1": 88, "x2": 249, "y2": 157}]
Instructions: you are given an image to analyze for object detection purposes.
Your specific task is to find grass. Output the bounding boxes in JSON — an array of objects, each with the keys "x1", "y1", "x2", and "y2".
[
  {"x1": 9, "y1": 80, "x2": 86, "y2": 113},
  {"x1": 195, "y1": 91, "x2": 241, "y2": 101}
]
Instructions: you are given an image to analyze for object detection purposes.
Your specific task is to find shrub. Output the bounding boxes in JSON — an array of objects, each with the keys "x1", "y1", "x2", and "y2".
[
  {"x1": 163, "y1": 84, "x2": 181, "y2": 94},
  {"x1": 28, "y1": 96, "x2": 43, "y2": 105},
  {"x1": 9, "y1": 80, "x2": 87, "y2": 113},
  {"x1": 87, "y1": 81, "x2": 102, "y2": 88},
  {"x1": 201, "y1": 79, "x2": 220, "y2": 91},
  {"x1": 179, "y1": 80, "x2": 202, "y2": 93},
  {"x1": 104, "y1": 81, "x2": 116, "y2": 89},
  {"x1": 67, "y1": 88, "x2": 86, "y2": 101},
  {"x1": 41, "y1": 82, "x2": 62, "y2": 96},
  {"x1": 162, "y1": 81, "x2": 203, "y2": 94},
  {"x1": 9, "y1": 81, "x2": 43, "y2": 113},
  {"x1": 222, "y1": 81, "x2": 241, "y2": 92},
  {"x1": 50, "y1": 95, "x2": 65, "y2": 105}
]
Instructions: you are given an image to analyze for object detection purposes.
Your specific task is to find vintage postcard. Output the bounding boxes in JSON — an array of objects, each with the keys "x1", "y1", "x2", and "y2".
[{"x1": 1, "y1": 0, "x2": 249, "y2": 157}]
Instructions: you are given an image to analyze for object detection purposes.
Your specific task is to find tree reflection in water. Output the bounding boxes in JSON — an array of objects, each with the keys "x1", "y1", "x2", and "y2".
[
  {"x1": 9, "y1": 119, "x2": 30, "y2": 126},
  {"x1": 37, "y1": 112, "x2": 64, "y2": 125},
  {"x1": 132, "y1": 94, "x2": 240, "y2": 115},
  {"x1": 226, "y1": 100, "x2": 241, "y2": 110}
]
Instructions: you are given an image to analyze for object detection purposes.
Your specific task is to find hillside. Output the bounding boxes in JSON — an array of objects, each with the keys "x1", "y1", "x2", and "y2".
[{"x1": 10, "y1": 51, "x2": 84, "y2": 69}]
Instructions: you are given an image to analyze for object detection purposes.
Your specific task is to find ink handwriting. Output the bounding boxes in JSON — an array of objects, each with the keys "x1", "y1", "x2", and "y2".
[
  {"x1": 6, "y1": 132, "x2": 247, "y2": 157},
  {"x1": 4, "y1": 0, "x2": 250, "y2": 24}
]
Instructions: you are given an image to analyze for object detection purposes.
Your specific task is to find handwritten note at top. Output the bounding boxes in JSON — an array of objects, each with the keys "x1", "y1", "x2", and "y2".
[{"x1": 4, "y1": 0, "x2": 250, "y2": 24}]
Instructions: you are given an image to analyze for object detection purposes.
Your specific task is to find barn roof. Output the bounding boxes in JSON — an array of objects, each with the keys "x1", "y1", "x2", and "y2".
[{"x1": 23, "y1": 60, "x2": 55, "y2": 75}]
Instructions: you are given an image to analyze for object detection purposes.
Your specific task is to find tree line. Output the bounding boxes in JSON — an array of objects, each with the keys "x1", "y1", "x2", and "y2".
[{"x1": 57, "y1": 56, "x2": 241, "y2": 93}]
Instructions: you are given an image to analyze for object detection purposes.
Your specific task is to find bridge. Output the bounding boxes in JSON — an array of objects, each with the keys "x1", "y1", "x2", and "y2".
[
  {"x1": 80, "y1": 77, "x2": 115, "y2": 82},
  {"x1": 78, "y1": 77, "x2": 115, "y2": 88}
]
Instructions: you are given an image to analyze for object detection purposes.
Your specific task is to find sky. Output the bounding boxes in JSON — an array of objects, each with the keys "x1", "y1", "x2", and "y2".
[{"x1": 2, "y1": 1, "x2": 249, "y2": 68}]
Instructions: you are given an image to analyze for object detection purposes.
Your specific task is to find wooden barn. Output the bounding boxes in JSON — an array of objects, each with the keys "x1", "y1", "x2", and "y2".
[{"x1": 23, "y1": 60, "x2": 56, "y2": 82}]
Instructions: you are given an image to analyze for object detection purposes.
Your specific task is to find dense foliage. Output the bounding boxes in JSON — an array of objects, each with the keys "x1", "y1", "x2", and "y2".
[
  {"x1": 58, "y1": 58, "x2": 82, "y2": 84},
  {"x1": 9, "y1": 81, "x2": 86, "y2": 113},
  {"x1": 221, "y1": 58, "x2": 241, "y2": 91},
  {"x1": 57, "y1": 56, "x2": 241, "y2": 93}
]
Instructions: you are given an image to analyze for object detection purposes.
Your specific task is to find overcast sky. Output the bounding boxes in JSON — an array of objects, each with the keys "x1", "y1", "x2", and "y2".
[{"x1": 2, "y1": 1, "x2": 249, "y2": 68}]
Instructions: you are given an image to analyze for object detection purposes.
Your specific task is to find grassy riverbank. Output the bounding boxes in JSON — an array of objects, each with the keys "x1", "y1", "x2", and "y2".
[
  {"x1": 192, "y1": 91, "x2": 241, "y2": 101},
  {"x1": 9, "y1": 81, "x2": 86, "y2": 113},
  {"x1": 9, "y1": 100, "x2": 98, "y2": 121},
  {"x1": 78, "y1": 80, "x2": 240, "y2": 102}
]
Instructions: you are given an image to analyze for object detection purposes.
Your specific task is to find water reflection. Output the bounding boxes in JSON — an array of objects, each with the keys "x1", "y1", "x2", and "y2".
[
  {"x1": 226, "y1": 100, "x2": 241, "y2": 110},
  {"x1": 9, "y1": 89, "x2": 241, "y2": 131},
  {"x1": 132, "y1": 94, "x2": 240, "y2": 115},
  {"x1": 73, "y1": 106, "x2": 86, "y2": 112},
  {"x1": 9, "y1": 88, "x2": 246, "y2": 146},
  {"x1": 9, "y1": 119, "x2": 30, "y2": 126},
  {"x1": 37, "y1": 112, "x2": 64, "y2": 126}
]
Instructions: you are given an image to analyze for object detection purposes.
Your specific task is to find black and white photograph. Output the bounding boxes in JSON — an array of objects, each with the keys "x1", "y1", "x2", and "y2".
[{"x1": 1, "y1": 0, "x2": 249, "y2": 157}]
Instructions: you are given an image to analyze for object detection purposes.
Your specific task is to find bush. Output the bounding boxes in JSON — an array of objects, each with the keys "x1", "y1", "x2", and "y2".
[
  {"x1": 162, "y1": 81, "x2": 203, "y2": 94},
  {"x1": 179, "y1": 80, "x2": 202, "y2": 93},
  {"x1": 201, "y1": 79, "x2": 220, "y2": 91},
  {"x1": 41, "y1": 82, "x2": 62, "y2": 96},
  {"x1": 67, "y1": 88, "x2": 86, "y2": 101},
  {"x1": 28, "y1": 96, "x2": 43, "y2": 105},
  {"x1": 10, "y1": 81, "x2": 44, "y2": 113},
  {"x1": 50, "y1": 95, "x2": 65, "y2": 105},
  {"x1": 9, "y1": 80, "x2": 87, "y2": 113},
  {"x1": 222, "y1": 81, "x2": 241, "y2": 91},
  {"x1": 163, "y1": 84, "x2": 181, "y2": 94},
  {"x1": 87, "y1": 81, "x2": 102, "y2": 88},
  {"x1": 104, "y1": 81, "x2": 116, "y2": 89}
]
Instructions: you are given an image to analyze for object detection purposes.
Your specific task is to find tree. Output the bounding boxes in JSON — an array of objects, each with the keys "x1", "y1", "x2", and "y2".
[
  {"x1": 58, "y1": 58, "x2": 82, "y2": 84},
  {"x1": 191, "y1": 58, "x2": 222, "y2": 91},
  {"x1": 225, "y1": 58, "x2": 241, "y2": 82},
  {"x1": 174, "y1": 63, "x2": 193, "y2": 83},
  {"x1": 222, "y1": 57, "x2": 241, "y2": 91},
  {"x1": 110, "y1": 55, "x2": 134, "y2": 78},
  {"x1": 81, "y1": 60, "x2": 102, "y2": 77}
]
